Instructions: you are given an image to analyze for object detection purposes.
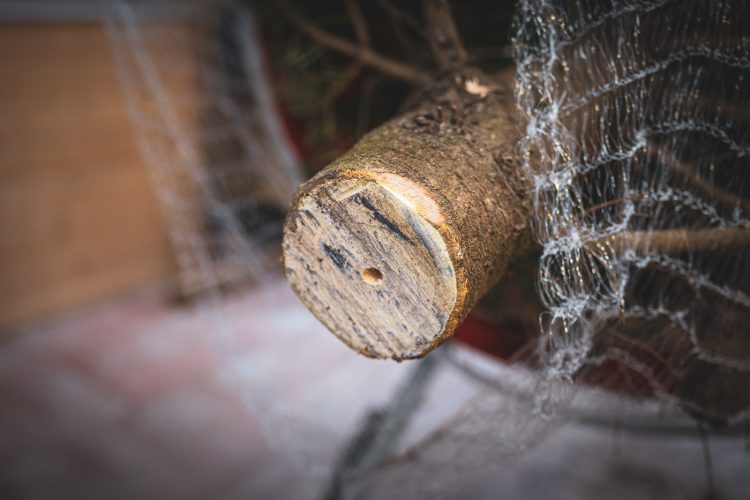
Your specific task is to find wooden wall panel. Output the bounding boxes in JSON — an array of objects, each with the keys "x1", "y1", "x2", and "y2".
[{"x1": 0, "y1": 22, "x2": 176, "y2": 330}]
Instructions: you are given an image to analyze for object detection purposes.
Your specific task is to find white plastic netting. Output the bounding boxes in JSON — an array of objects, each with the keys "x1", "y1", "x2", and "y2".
[{"x1": 515, "y1": 0, "x2": 750, "y2": 421}]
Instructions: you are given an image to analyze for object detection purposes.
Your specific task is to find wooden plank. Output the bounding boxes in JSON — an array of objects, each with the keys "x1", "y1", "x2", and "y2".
[{"x1": 0, "y1": 22, "x2": 176, "y2": 329}]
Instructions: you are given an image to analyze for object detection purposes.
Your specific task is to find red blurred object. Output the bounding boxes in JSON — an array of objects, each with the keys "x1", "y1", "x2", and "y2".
[{"x1": 454, "y1": 313, "x2": 526, "y2": 360}]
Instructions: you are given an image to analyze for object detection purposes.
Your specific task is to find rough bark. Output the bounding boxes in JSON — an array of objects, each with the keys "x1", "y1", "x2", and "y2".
[{"x1": 282, "y1": 68, "x2": 531, "y2": 360}]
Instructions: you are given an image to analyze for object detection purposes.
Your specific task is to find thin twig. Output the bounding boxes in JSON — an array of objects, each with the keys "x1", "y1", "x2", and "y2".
[
  {"x1": 650, "y1": 145, "x2": 750, "y2": 214},
  {"x1": 385, "y1": 7, "x2": 425, "y2": 66},
  {"x1": 466, "y1": 45, "x2": 515, "y2": 62},
  {"x1": 610, "y1": 329, "x2": 677, "y2": 376},
  {"x1": 280, "y1": 1, "x2": 430, "y2": 85},
  {"x1": 345, "y1": 0, "x2": 369, "y2": 46},
  {"x1": 423, "y1": 0, "x2": 467, "y2": 71},
  {"x1": 322, "y1": 1, "x2": 368, "y2": 106},
  {"x1": 611, "y1": 414, "x2": 622, "y2": 458},
  {"x1": 698, "y1": 423, "x2": 717, "y2": 499},
  {"x1": 593, "y1": 227, "x2": 750, "y2": 254},
  {"x1": 323, "y1": 352, "x2": 442, "y2": 500},
  {"x1": 583, "y1": 193, "x2": 645, "y2": 217},
  {"x1": 323, "y1": 60, "x2": 364, "y2": 106},
  {"x1": 356, "y1": 74, "x2": 382, "y2": 138},
  {"x1": 374, "y1": 0, "x2": 425, "y2": 37}
]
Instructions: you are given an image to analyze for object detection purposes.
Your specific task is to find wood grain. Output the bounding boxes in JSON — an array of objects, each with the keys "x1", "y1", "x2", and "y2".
[
  {"x1": 283, "y1": 69, "x2": 531, "y2": 359},
  {"x1": 0, "y1": 23, "x2": 176, "y2": 330}
]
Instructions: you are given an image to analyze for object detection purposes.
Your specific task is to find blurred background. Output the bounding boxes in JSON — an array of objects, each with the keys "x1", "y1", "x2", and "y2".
[{"x1": 0, "y1": 1, "x2": 748, "y2": 499}]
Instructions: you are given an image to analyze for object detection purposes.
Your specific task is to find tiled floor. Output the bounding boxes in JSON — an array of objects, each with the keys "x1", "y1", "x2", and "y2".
[{"x1": 1, "y1": 280, "x2": 749, "y2": 500}]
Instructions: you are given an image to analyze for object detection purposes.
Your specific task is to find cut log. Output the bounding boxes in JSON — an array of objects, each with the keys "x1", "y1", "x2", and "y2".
[{"x1": 282, "y1": 69, "x2": 531, "y2": 360}]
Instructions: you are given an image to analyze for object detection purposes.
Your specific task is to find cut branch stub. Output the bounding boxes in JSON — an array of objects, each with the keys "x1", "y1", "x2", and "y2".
[{"x1": 282, "y1": 70, "x2": 530, "y2": 360}]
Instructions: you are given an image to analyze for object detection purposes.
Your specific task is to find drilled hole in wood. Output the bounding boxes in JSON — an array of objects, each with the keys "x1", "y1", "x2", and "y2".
[{"x1": 362, "y1": 267, "x2": 383, "y2": 285}]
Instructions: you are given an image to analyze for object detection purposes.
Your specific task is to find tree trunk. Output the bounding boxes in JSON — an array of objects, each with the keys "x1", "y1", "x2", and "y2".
[{"x1": 282, "y1": 68, "x2": 531, "y2": 360}]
